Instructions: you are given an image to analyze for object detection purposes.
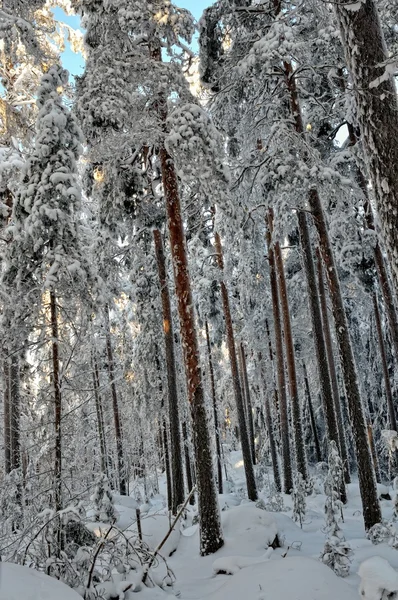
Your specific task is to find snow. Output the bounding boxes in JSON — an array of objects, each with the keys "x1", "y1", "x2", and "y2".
[
  {"x1": 358, "y1": 556, "x2": 398, "y2": 599},
  {"x1": 127, "y1": 514, "x2": 181, "y2": 557},
  {"x1": 209, "y1": 556, "x2": 359, "y2": 600},
  {"x1": 0, "y1": 562, "x2": 81, "y2": 600}
]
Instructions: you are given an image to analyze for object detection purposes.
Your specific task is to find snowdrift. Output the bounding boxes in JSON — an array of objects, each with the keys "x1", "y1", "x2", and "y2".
[
  {"x1": 209, "y1": 556, "x2": 358, "y2": 600},
  {"x1": 0, "y1": 562, "x2": 81, "y2": 600}
]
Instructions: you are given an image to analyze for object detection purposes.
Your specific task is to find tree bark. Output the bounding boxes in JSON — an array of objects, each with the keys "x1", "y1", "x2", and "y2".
[
  {"x1": 266, "y1": 218, "x2": 293, "y2": 493},
  {"x1": 316, "y1": 248, "x2": 351, "y2": 485},
  {"x1": 265, "y1": 318, "x2": 280, "y2": 433},
  {"x1": 214, "y1": 231, "x2": 258, "y2": 500},
  {"x1": 309, "y1": 194, "x2": 381, "y2": 529},
  {"x1": 162, "y1": 420, "x2": 173, "y2": 512},
  {"x1": 104, "y1": 305, "x2": 126, "y2": 496},
  {"x1": 272, "y1": 212, "x2": 307, "y2": 481},
  {"x1": 3, "y1": 360, "x2": 11, "y2": 475},
  {"x1": 205, "y1": 320, "x2": 223, "y2": 494},
  {"x1": 302, "y1": 362, "x2": 322, "y2": 464},
  {"x1": 268, "y1": 15, "x2": 378, "y2": 523},
  {"x1": 153, "y1": 228, "x2": 185, "y2": 513},
  {"x1": 10, "y1": 354, "x2": 20, "y2": 472},
  {"x1": 258, "y1": 352, "x2": 281, "y2": 492},
  {"x1": 334, "y1": 0, "x2": 398, "y2": 291},
  {"x1": 240, "y1": 343, "x2": 256, "y2": 465},
  {"x1": 50, "y1": 290, "x2": 62, "y2": 513},
  {"x1": 157, "y1": 118, "x2": 223, "y2": 555},
  {"x1": 92, "y1": 349, "x2": 108, "y2": 476},
  {"x1": 373, "y1": 292, "x2": 397, "y2": 431},
  {"x1": 182, "y1": 420, "x2": 195, "y2": 506}
]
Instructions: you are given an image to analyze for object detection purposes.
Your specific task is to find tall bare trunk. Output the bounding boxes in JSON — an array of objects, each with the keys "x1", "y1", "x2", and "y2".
[
  {"x1": 162, "y1": 420, "x2": 173, "y2": 512},
  {"x1": 334, "y1": 0, "x2": 398, "y2": 291},
  {"x1": 182, "y1": 420, "x2": 195, "y2": 505},
  {"x1": 373, "y1": 293, "x2": 397, "y2": 431},
  {"x1": 266, "y1": 219, "x2": 292, "y2": 493},
  {"x1": 315, "y1": 248, "x2": 350, "y2": 485},
  {"x1": 92, "y1": 349, "x2": 108, "y2": 476},
  {"x1": 10, "y1": 354, "x2": 20, "y2": 472},
  {"x1": 153, "y1": 228, "x2": 185, "y2": 513},
  {"x1": 367, "y1": 422, "x2": 381, "y2": 484},
  {"x1": 265, "y1": 318, "x2": 280, "y2": 434},
  {"x1": 3, "y1": 360, "x2": 11, "y2": 475},
  {"x1": 272, "y1": 213, "x2": 307, "y2": 480},
  {"x1": 258, "y1": 352, "x2": 281, "y2": 491},
  {"x1": 310, "y1": 194, "x2": 381, "y2": 529},
  {"x1": 214, "y1": 232, "x2": 257, "y2": 500},
  {"x1": 104, "y1": 305, "x2": 126, "y2": 496},
  {"x1": 157, "y1": 125, "x2": 223, "y2": 556},
  {"x1": 302, "y1": 362, "x2": 322, "y2": 464},
  {"x1": 50, "y1": 291, "x2": 62, "y2": 513},
  {"x1": 269, "y1": 9, "x2": 378, "y2": 523},
  {"x1": 205, "y1": 320, "x2": 223, "y2": 493},
  {"x1": 297, "y1": 212, "x2": 344, "y2": 472},
  {"x1": 240, "y1": 343, "x2": 256, "y2": 465}
]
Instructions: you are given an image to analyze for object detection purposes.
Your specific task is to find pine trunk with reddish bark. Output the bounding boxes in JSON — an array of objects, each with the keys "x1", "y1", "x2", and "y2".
[
  {"x1": 159, "y1": 145, "x2": 223, "y2": 555},
  {"x1": 272, "y1": 213, "x2": 307, "y2": 481},
  {"x1": 205, "y1": 320, "x2": 223, "y2": 494},
  {"x1": 310, "y1": 195, "x2": 381, "y2": 529},
  {"x1": 266, "y1": 218, "x2": 292, "y2": 493},
  {"x1": 153, "y1": 228, "x2": 185, "y2": 514},
  {"x1": 315, "y1": 248, "x2": 350, "y2": 485},
  {"x1": 214, "y1": 232, "x2": 257, "y2": 501}
]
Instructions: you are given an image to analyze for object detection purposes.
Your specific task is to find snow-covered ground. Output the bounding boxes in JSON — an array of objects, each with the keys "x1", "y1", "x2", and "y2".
[{"x1": 3, "y1": 449, "x2": 398, "y2": 599}]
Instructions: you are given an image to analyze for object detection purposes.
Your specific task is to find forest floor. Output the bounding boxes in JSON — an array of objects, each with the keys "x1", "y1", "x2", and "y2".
[
  {"x1": 112, "y1": 450, "x2": 398, "y2": 600},
  {"x1": 2, "y1": 450, "x2": 398, "y2": 599}
]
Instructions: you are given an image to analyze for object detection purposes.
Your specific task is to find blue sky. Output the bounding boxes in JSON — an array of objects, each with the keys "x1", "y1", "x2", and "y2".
[{"x1": 55, "y1": 1, "x2": 212, "y2": 79}]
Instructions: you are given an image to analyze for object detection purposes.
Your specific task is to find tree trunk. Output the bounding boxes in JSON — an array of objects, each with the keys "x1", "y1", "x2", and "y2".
[
  {"x1": 316, "y1": 248, "x2": 351, "y2": 485},
  {"x1": 214, "y1": 231, "x2": 258, "y2": 501},
  {"x1": 158, "y1": 121, "x2": 223, "y2": 556},
  {"x1": 297, "y1": 211, "x2": 344, "y2": 471},
  {"x1": 346, "y1": 123, "x2": 398, "y2": 361},
  {"x1": 334, "y1": 0, "x2": 398, "y2": 291},
  {"x1": 266, "y1": 219, "x2": 293, "y2": 493},
  {"x1": 265, "y1": 318, "x2": 280, "y2": 434},
  {"x1": 104, "y1": 305, "x2": 126, "y2": 496},
  {"x1": 272, "y1": 212, "x2": 307, "y2": 481},
  {"x1": 153, "y1": 228, "x2": 185, "y2": 513},
  {"x1": 162, "y1": 420, "x2": 173, "y2": 512},
  {"x1": 309, "y1": 194, "x2": 381, "y2": 529},
  {"x1": 3, "y1": 360, "x2": 11, "y2": 475},
  {"x1": 270, "y1": 14, "x2": 376, "y2": 521},
  {"x1": 182, "y1": 420, "x2": 195, "y2": 505},
  {"x1": 92, "y1": 349, "x2": 108, "y2": 476},
  {"x1": 367, "y1": 422, "x2": 381, "y2": 484},
  {"x1": 205, "y1": 320, "x2": 223, "y2": 494},
  {"x1": 50, "y1": 291, "x2": 62, "y2": 513},
  {"x1": 240, "y1": 343, "x2": 256, "y2": 465},
  {"x1": 373, "y1": 292, "x2": 397, "y2": 431},
  {"x1": 10, "y1": 354, "x2": 20, "y2": 472},
  {"x1": 302, "y1": 362, "x2": 322, "y2": 464},
  {"x1": 258, "y1": 352, "x2": 281, "y2": 492}
]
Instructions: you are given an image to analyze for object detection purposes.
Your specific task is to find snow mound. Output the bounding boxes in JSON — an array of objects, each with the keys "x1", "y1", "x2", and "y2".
[
  {"x1": 0, "y1": 562, "x2": 81, "y2": 600},
  {"x1": 209, "y1": 556, "x2": 358, "y2": 600},
  {"x1": 358, "y1": 556, "x2": 398, "y2": 600},
  {"x1": 213, "y1": 547, "x2": 273, "y2": 574},
  {"x1": 221, "y1": 504, "x2": 279, "y2": 549},
  {"x1": 112, "y1": 494, "x2": 139, "y2": 509},
  {"x1": 127, "y1": 514, "x2": 181, "y2": 557}
]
